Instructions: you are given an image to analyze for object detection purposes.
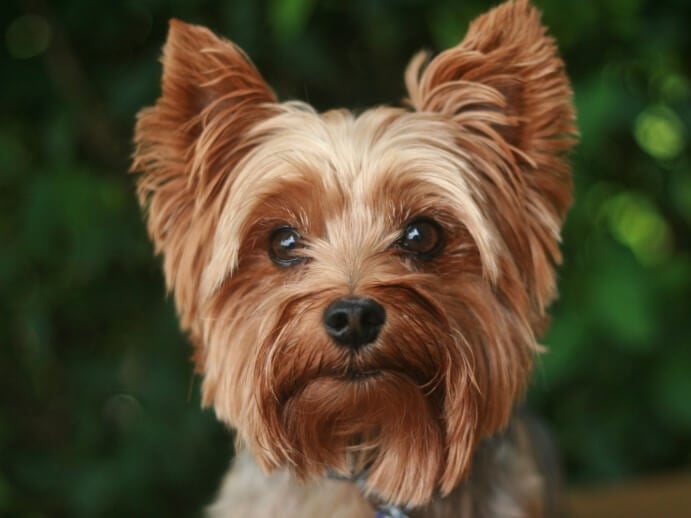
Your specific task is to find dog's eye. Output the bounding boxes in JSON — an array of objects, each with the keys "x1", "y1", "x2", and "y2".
[
  {"x1": 396, "y1": 218, "x2": 444, "y2": 258},
  {"x1": 269, "y1": 227, "x2": 306, "y2": 266}
]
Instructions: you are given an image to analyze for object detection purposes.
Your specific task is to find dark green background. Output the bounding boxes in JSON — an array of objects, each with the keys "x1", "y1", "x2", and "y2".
[{"x1": 2, "y1": 0, "x2": 690, "y2": 516}]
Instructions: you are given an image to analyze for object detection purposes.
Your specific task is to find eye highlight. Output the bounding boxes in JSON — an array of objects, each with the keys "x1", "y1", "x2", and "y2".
[
  {"x1": 269, "y1": 227, "x2": 306, "y2": 266},
  {"x1": 395, "y1": 218, "x2": 444, "y2": 259}
]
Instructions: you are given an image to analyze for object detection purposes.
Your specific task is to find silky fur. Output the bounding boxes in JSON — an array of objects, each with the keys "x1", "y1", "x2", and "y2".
[{"x1": 132, "y1": 0, "x2": 576, "y2": 515}]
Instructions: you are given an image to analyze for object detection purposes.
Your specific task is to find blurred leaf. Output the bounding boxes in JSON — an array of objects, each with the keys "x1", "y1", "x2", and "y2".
[
  {"x1": 653, "y1": 349, "x2": 691, "y2": 430},
  {"x1": 589, "y1": 246, "x2": 657, "y2": 349},
  {"x1": 269, "y1": 0, "x2": 316, "y2": 41}
]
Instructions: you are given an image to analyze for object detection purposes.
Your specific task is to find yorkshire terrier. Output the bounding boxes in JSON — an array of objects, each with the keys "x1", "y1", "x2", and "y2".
[{"x1": 131, "y1": 0, "x2": 576, "y2": 516}]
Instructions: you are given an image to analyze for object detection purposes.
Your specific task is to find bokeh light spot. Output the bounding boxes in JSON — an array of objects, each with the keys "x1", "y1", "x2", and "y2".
[
  {"x1": 102, "y1": 394, "x2": 143, "y2": 432},
  {"x1": 269, "y1": 0, "x2": 316, "y2": 41},
  {"x1": 661, "y1": 73, "x2": 690, "y2": 103},
  {"x1": 634, "y1": 105, "x2": 686, "y2": 160},
  {"x1": 5, "y1": 14, "x2": 52, "y2": 59},
  {"x1": 601, "y1": 192, "x2": 673, "y2": 265}
]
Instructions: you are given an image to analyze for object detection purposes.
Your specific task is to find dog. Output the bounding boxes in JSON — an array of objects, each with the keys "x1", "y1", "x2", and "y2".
[{"x1": 131, "y1": 0, "x2": 576, "y2": 516}]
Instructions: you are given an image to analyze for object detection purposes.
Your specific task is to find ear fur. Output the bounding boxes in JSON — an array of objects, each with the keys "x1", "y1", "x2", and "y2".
[
  {"x1": 406, "y1": 0, "x2": 577, "y2": 311},
  {"x1": 131, "y1": 20, "x2": 276, "y2": 343}
]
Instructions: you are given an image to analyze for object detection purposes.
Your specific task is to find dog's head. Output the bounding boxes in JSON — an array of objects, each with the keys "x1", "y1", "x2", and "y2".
[{"x1": 132, "y1": 0, "x2": 575, "y2": 505}]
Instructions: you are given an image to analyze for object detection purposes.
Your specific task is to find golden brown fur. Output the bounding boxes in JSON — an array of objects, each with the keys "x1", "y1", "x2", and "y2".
[{"x1": 131, "y1": 0, "x2": 576, "y2": 515}]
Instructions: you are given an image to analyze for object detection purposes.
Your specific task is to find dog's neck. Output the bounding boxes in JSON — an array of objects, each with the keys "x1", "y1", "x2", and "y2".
[
  {"x1": 326, "y1": 469, "x2": 410, "y2": 517},
  {"x1": 329, "y1": 415, "x2": 559, "y2": 518},
  {"x1": 211, "y1": 414, "x2": 559, "y2": 518}
]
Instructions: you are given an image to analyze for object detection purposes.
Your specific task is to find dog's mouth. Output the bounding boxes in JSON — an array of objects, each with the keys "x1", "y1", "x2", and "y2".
[
  {"x1": 343, "y1": 368, "x2": 381, "y2": 381},
  {"x1": 342, "y1": 356, "x2": 387, "y2": 382},
  {"x1": 316, "y1": 358, "x2": 432, "y2": 389},
  {"x1": 317, "y1": 365, "x2": 383, "y2": 383}
]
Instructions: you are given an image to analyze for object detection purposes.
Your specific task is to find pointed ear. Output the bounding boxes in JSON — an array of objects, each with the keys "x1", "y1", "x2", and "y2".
[
  {"x1": 405, "y1": 0, "x2": 576, "y2": 216},
  {"x1": 406, "y1": 0, "x2": 576, "y2": 311},
  {"x1": 131, "y1": 20, "x2": 276, "y2": 339},
  {"x1": 154, "y1": 19, "x2": 276, "y2": 137}
]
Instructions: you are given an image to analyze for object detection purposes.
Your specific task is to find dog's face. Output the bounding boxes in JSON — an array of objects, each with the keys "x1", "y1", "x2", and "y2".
[{"x1": 132, "y1": 0, "x2": 575, "y2": 506}]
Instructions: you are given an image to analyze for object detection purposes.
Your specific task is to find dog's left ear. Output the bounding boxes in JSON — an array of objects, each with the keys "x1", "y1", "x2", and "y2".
[
  {"x1": 132, "y1": 20, "x2": 276, "y2": 338},
  {"x1": 405, "y1": 0, "x2": 576, "y2": 308}
]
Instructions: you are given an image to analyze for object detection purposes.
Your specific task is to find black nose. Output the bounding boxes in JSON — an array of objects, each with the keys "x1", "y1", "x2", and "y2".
[{"x1": 323, "y1": 297, "x2": 386, "y2": 350}]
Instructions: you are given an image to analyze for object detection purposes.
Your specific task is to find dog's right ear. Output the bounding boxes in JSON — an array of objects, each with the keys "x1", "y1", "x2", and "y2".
[{"x1": 132, "y1": 20, "x2": 276, "y2": 338}]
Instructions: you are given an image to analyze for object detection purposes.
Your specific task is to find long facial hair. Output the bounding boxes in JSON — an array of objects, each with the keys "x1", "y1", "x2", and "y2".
[{"x1": 131, "y1": 0, "x2": 576, "y2": 507}]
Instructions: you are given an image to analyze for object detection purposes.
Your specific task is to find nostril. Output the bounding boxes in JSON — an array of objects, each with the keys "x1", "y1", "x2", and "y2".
[
  {"x1": 325, "y1": 310, "x2": 349, "y2": 332},
  {"x1": 323, "y1": 297, "x2": 386, "y2": 349},
  {"x1": 361, "y1": 304, "x2": 385, "y2": 328}
]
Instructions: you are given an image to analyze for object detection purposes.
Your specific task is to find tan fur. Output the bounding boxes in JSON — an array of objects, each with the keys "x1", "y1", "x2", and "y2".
[
  {"x1": 131, "y1": 0, "x2": 576, "y2": 515},
  {"x1": 208, "y1": 452, "x2": 373, "y2": 517}
]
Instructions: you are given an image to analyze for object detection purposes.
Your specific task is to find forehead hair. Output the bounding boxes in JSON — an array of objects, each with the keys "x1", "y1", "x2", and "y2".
[{"x1": 202, "y1": 103, "x2": 501, "y2": 296}]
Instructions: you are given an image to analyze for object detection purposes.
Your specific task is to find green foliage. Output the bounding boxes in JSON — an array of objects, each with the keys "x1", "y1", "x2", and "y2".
[{"x1": 1, "y1": 0, "x2": 689, "y2": 515}]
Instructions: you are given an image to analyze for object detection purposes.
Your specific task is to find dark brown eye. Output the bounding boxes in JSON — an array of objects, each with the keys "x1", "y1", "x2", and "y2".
[
  {"x1": 269, "y1": 227, "x2": 305, "y2": 266},
  {"x1": 396, "y1": 218, "x2": 444, "y2": 258}
]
